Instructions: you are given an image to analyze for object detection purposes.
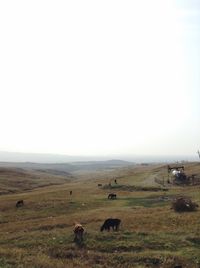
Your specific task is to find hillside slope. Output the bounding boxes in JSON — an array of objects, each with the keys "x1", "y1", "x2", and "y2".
[
  {"x1": 0, "y1": 162, "x2": 200, "y2": 267},
  {"x1": 0, "y1": 167, "x2": 72, "y2": 194}
]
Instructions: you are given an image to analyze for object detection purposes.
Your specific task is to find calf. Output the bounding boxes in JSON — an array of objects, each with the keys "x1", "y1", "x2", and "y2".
[
  {"x1": 108, "y1": 193, "x2": 117, "y2": 199},
  {"x1": 16, "y1": 200, "x2": 24, "y2": 208},
  {"x1": 100, "y1": 218, "x2": 121, "y2": 232}
]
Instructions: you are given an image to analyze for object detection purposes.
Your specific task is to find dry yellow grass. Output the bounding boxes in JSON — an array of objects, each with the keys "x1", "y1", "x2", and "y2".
[{"x1": 0, "y1": 162, "x2": 200, "y2": 267}]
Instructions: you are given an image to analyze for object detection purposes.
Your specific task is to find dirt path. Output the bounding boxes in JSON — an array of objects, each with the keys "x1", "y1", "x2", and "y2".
[{"x1": 140, "y1": 174, "x2": 160, "y2": 187}]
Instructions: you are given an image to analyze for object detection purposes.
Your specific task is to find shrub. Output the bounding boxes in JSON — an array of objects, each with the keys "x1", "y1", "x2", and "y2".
[{"x1": 171, "y1": 197, "x2": 198, "y2": 212}]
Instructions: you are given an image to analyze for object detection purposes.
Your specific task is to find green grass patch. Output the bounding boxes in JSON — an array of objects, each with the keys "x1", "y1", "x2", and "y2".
[
  {"x1": 121, "y1": 196, "x2": 170, "y2": 208},
  {"x1": 0, "y1": 258, "x2": 12, "y2": 268}
]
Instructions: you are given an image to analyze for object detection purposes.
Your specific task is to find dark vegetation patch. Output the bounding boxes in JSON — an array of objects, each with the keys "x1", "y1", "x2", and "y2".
[
  {"x1": 187, "y1": 237, "x2": 200, "y2": 247},
  {"x1": 97, "y1": 244, "x2": 143, "y2": 253},
  {"x1": 0, "y1": 220, "x2": 9, "y2": 224},
  {"x1": 123, "y1": 256, "x2": 161, "y2": 266},
  {"x1": 48, "y1": 247, "x2": 165, "y2": 267},
  {"x1": 111, "y1": 253, "x2": 194, "y2": 267},
  {"x1": 49, "y1": 248, "x2": 79, "y2": 259},
  {"x1": 0, "y1": 167, "x2": 26, "y2": 176},
  {"x1": 49, "y1": 247, "x2": 116, "y2": 268},
  {"x1": 85, "y1": 232, "x2": 182, "y2": 253},
  {"x1": 89, "y1": 231, "x2": 195, "y2": 253},
  {"x1": 35, "y1": 169, "x2": 73, "y2": 177},
  {"x1": 35, "y1": 223, "x2": 69, "y2": 231},
  {"x1": 118, "y1": 254, "x2": 190, "y2": 268},
  {"x1": 102, "y1": 184, "x2": 168, "y2": 192}
]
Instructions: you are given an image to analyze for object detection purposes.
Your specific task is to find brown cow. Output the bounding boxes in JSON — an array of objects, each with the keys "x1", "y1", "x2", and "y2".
[{"x1": 73, "y1": 223, "x2": 84, "y2": 242}]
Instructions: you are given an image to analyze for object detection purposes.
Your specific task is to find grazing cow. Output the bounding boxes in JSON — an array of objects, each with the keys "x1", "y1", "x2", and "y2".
[
  {"x1": 98, "y1": 184, "x2": 102, "y2": 187},
  {"x1": 108, "y1": 193, "x2": 117, "y2": 199},
  {"x1": 16, "y1": 200, "x2": 24, "y2": 208},
  {"x1": 100, "y1": 218, "x2": 121, "y2": 232},
  {"x1": 73, "y1": 223, "x2": 84, "y2": 242}
]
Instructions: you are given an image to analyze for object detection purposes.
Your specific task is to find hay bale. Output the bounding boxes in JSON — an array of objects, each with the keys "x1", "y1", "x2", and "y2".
[{"x1": 171, "y1": 197, "x2": 198, "y2": 212}]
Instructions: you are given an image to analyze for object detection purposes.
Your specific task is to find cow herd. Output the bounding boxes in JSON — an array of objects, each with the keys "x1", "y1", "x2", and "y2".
[
  {"x1": 74, "y1": 218, "x2": 121, "y2": 243},
  {"x1": 73, "y1": 192, "x2": 120, "y2": 242},
  {"x1": 15, "y1": 190, "x2": 120, "y2": 244}
]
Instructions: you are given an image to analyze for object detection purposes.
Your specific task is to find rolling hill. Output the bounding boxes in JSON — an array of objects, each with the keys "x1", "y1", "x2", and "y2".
[{"x1": 0, "y1": 161, "x2": 200, "y2": 267}]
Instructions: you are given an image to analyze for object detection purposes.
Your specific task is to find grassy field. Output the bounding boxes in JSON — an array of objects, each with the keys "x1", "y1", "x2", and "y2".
[{"x1": 0, "y1": 162, "x2": 200, "y2": 267}]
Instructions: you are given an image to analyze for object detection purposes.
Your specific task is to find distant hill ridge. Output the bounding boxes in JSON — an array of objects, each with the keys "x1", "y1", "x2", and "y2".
[
  {"x1": 0, "y1": 151, "x2": 133, "y2": 163},
  {"x1": 0, "y1": 151, "x2": 197, "y2": 163},
  {"x1": 0, "y1": 159, "x2": 133, "y2": 173}
]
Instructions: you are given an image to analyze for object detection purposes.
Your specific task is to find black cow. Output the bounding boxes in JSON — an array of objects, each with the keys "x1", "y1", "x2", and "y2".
[
  {"x1": 16, "y1": 200, "x2": 24, "y2": 208},
  {"x1": 108, "y1": 193, "x2": 117, "y2": 199},
  {"x1": 100, "y1": 218, "x2": 121, "y2": 232}
]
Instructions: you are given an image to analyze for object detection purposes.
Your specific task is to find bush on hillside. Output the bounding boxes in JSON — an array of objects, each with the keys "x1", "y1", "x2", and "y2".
[{"x1": 171, "y1": 197, "x2": 198, "y2": 212}]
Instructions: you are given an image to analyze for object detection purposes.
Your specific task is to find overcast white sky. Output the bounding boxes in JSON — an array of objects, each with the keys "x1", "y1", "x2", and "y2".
[{"x1": 0, "y1": 0, "x2": 199, "y2": 157}]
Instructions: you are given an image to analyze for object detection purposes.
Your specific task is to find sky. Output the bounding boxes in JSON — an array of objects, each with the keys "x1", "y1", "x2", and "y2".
[{"x1": 0, "y1": 0, "x2": 199, "y2": 158}]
